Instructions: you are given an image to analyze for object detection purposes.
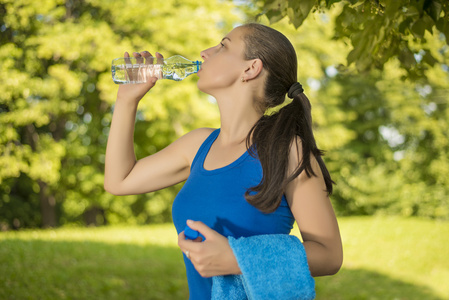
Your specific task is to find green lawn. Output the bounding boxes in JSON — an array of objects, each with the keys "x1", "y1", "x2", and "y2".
[
  {"x1": 313, "y1": 217, "x2": 449, "y2": 300},
  {"x1": 1, "y1": 217, "x2": 448, "y2": 299}
]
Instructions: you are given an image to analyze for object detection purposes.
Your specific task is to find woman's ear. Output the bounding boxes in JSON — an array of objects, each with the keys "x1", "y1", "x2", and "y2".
[{"x1": 243, "y1": 58, "x2": 263, "y2": 81}]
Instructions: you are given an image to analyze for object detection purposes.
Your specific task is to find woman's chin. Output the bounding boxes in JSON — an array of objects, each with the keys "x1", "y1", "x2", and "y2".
[{"x1": 197, "y1": 79, "x2": 210, "y2": 94}]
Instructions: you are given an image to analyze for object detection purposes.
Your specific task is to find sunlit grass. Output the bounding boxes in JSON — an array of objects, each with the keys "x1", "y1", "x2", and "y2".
[
  {"x1": 0, "y1": 225, "x2": 186, "y2": 300},
  {"x1": 1, "y1": 217, "x2": 448, "y2": 299},
  {"x1": 314, "y1": 217, "x2": 449, "y2": 299}
]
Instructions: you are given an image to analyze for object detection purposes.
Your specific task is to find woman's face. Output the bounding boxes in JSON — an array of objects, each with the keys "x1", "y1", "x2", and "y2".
[{"x1": 197, "y1": 26, "x2": 249, "y2": 95}]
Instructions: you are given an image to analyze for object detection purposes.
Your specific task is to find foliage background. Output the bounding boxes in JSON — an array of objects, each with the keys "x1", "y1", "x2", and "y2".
[
  {"x1": 1, "y1": 0, "x2": 448, "y2": 228},
  {"x1": 0, "y1": 0, "x2": 237, "y2": 228}
]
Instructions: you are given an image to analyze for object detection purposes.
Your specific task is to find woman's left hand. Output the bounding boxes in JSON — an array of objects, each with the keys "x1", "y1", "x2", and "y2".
[{"x1": 178, "y1": 220, "x2": 241, "y2": 278}]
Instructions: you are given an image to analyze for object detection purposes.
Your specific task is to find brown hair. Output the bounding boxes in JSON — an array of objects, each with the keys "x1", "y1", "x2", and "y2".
[{"x1": 241, "y1": 23, "x2": 334, "y2": 213}]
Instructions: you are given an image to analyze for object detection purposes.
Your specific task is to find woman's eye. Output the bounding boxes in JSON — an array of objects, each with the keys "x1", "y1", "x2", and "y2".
[{"x1": 220, "y1": 42, "x2": 225, "y2": 48}]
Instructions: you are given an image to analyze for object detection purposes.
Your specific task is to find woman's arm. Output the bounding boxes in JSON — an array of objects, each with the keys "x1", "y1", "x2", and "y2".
[
  {"x1": 285, "y1": 140, "x2": 343, "y2": 277},
  {"x1": 104, "y1": 51, "x2": 213, "y2": 195}
]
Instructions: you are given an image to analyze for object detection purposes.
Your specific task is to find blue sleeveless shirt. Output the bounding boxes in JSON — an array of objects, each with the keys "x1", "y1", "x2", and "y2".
[{"x1": 172, "y1": 129, "x2": 295, "y2": 300}]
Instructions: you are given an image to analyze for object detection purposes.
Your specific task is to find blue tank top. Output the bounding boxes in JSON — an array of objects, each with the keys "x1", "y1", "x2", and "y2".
[{"x1": 172, "y1": 129, "x2": 295, "y2": 300}]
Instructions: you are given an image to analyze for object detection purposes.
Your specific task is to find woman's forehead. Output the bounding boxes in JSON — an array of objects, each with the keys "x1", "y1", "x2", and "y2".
[{"x1": 225, "y1": 26, "x2": 247, "y2": 41}]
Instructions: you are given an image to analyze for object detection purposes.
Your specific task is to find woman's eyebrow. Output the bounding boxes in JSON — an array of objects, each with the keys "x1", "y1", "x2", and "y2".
[{"x1": 221, "y1": 37, "x2": 231, "y2": 43}]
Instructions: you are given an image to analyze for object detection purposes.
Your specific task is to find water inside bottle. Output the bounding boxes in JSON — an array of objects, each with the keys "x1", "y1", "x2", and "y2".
[
  {"x1": 111, "y1": 59, "x2": 163, "y2": 84},
  {"x1": 111, "y1": 56, "x2": 201, "y2": 83},
  {"x1": 162, "y1": 62, "x2": 201, "y2": 81}
]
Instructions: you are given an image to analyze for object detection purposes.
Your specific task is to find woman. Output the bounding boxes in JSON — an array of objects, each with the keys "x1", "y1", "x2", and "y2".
[{"x1": 105, "y1": 23, "x2": 343, "y2": 299}]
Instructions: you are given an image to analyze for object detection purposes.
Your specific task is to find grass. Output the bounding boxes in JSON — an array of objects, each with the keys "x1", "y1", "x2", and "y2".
[
  {"x1": 313, "y1": 217, "x2": 449, "y2": 300},
  {"x1": 0, "y1": 225, "x2": 187, "y2": 300},
  {"x1": 1, "y1": 217, "x2": 448, "y2": 299}
]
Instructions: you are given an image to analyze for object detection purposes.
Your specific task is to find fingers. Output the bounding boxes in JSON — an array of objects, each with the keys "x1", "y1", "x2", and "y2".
[
  {"x1": 132, "y1": 51, "x2": 142, "y2": 58},
  {"x1": 178, "y1": 229, "x2": 203, "y2": 253},
  {"x1": 178, "y1": 231, "x2": 198, "y2": 248},
  {"x1": 193, "y1": 236, "x2": 203, "y2": 242},
  {"x1": 141, "y1": 51, "x2": 155, "y2": 67},
  {"x1": 122, "y1": 50, "x2": 164, "y2": 81},
  {"x1": 178, "y1": 232, "x2": 196, "y2": 259},
  {"x1": 186, "y1": 220, "x2": 215, "y2": 239},
  {"x1": 155, "y1": 52, "x2": 164, "y2": 64},
  {"x1": 124, "y1": 52, "x2": 131, "y2": 65},
  {"x1": 141, "y1": 51, "x2": 153, "y2": 66},
  {"x1": 131, "y1": 52, "x2": 143, "y2": 65},
  {"x1": 123, "y1": 51, "x2": 163, "y2": 57},
  {"x1": 179, "y1": 231, "x2": 187, "y2": 240}
]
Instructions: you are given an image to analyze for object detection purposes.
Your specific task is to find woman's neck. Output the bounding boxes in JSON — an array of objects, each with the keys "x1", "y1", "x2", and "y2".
[
  {"x1": 210, "y1": 77, "x2": 266, "y2": 146},
  {"x1": 216, "y1": 95, "x2": 262, "y2": 146}
]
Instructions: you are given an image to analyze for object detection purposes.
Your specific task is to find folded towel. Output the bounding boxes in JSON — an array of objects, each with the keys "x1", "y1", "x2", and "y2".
[{"x1": 212, "y1": 234, "x2": 315, "y2": 300}]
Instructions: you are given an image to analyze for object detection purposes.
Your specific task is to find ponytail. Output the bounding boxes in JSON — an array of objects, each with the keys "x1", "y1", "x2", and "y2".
[
  {"x1": 245, "y1": 91, "x2": 334, "y2": 214},
  {"x1": 239, "y1": 23, "x2": 333, "y2": 213}
]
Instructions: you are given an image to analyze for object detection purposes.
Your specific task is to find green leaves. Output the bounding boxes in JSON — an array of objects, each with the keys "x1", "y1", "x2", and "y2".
[
  {"x1": 1, "y1": 0, "x2": 448, "y2": 228},
  {"x1": 254, "y1": 0, "x2": 449, "y2": 79},
  {"x1": 262, "y1": 0, "x2": 316, "y2": 28},
  {"x1": 0, "y1": 0, "x2": 238, "y2": 228},
  {"x1": 249, "y1": 7, "x2": 449, "y2": 219}
]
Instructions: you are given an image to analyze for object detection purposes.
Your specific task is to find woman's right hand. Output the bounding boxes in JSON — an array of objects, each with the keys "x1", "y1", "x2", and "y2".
[{"x1": 116, "y1": 51, "x2": 164, "y2": 104}]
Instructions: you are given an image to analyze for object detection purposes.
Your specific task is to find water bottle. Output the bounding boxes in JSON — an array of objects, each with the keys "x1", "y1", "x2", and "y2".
[{"x1": 111, "y1": 55, "x2": 202, "y2": 84}]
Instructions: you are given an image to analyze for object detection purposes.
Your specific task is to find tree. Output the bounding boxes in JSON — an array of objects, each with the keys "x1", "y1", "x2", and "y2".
[
  {"x1": 254, "y1": 0, "x2": 449, "y2": 80},
  {"x1": 0, "y1": 0, "x2": 240, "y2": 228},
  {"x1": 244, "y1": 8, "x2": 449, "y2": 219}
]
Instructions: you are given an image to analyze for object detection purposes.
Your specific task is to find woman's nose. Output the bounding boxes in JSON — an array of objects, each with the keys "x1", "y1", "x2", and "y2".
[
  {"x1": 200, "y1": 48, "x2": 210, "y2": 61},
  {"x1": 200, "y1": 45, "x2": 217, "y2": 61}
]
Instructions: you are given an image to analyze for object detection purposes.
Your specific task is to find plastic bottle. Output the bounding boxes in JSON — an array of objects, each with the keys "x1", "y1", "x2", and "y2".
[{"x1": 111, "y1": 55, "x2": 202, "y2": 84}]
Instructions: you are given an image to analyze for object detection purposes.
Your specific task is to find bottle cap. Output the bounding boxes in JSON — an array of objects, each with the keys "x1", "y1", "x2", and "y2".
[{"x1": 184, "y1": 225, "x2": 199, "y2": 240}]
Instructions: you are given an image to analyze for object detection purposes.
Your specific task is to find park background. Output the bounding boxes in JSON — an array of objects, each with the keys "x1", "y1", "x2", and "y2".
[{"x1": 1, "y1": 0, "x2": 448, "y2": 299}]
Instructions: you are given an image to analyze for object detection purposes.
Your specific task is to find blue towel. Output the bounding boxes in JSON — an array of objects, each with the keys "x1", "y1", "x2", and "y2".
[{"x1": 212, "y1": 234, "x2": 315, "y2": 300}]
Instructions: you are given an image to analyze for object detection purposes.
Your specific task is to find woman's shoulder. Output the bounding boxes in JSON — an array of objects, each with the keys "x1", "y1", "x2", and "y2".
[
  {"x1": 173, "y1": 127, "x2": 217, "y2": 164},
  {"x1": 181, "y1": 127, "x2": 216, "y2": 145}
]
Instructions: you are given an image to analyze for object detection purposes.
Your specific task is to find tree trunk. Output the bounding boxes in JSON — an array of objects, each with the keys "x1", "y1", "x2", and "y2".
[
  {"x1": 25, "y1": 124, "x2": 58, "y2": 228},
  {"x1": 38, "y1": 180, "x2": 57, "y2": 228},
  {"x1": 84, "y1": 206, "x2": 106, "y2": 226}
]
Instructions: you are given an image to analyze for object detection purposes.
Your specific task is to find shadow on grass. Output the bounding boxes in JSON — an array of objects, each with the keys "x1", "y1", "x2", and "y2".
[
  {"x1": 315, "y1": 267, "x2": 443, "y2": 300},
  {"x1": 0, "y1": 239, "x2": 188, "y2": 300}
]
